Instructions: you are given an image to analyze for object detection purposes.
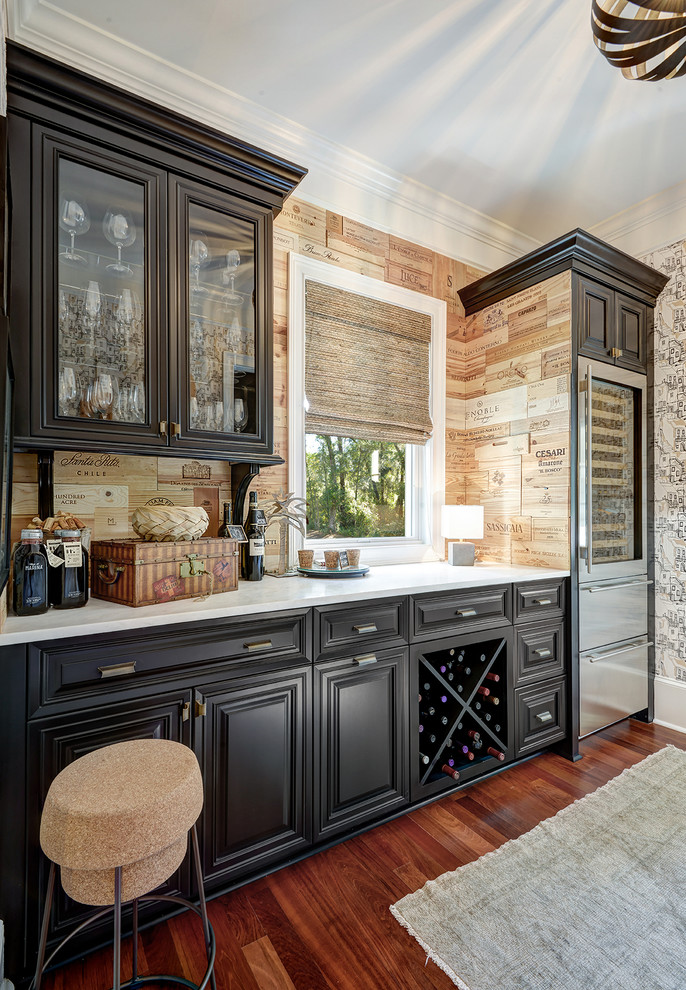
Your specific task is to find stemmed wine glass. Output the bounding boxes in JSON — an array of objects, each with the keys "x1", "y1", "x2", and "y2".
[
  {"x1": 59, "y1": 199, "x2": 91, "y2": 265},
  {"x1": 233, "y1": 394, "x2": 248, "y2": 432},
  {"x1": 103, "y1": 209, "x2": 137, "y2": 275},
  {"x1": 222, "y1": 249, "x2": 241, "y2": 305},
  {"x1": 189, "y1": 238, "x2": 209, "y2": 295}
]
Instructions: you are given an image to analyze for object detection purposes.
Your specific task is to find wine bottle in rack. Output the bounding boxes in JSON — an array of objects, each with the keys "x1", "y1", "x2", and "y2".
[
  {"x1": 466, "y1": 729, "x2": 480, "y2": 741},
  {"x1": 442, "y1": 765, "x2": 460, "y2": 781},
  {"x1": 476, "y1": 686, "x2": 490, "y2": 697},
  {"x1": 485, "y1": 672, "x2": 500, "y2": 683},
  {"x1": 487, "y1": 746, "x2": 505, "y2": 762},
  {"x1": 419, "y1": 752, "x2": 430, "y2": 765},
  {"x1": 485, "y1": 695, "x2": 500, "y2": 706}
]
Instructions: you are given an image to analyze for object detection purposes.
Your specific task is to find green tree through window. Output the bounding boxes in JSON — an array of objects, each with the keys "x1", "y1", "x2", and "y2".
[{"x1": 305, "y1": 435, "x2": 406, "y2": 539}]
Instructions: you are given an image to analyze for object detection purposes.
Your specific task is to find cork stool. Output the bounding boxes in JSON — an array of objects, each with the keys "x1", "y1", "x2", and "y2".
[{"x1": 34, "y1": 739, "x2": 216, "y2": 990}]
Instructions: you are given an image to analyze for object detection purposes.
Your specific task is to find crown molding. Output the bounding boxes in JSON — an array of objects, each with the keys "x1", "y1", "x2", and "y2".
[
  {"x1": 7, "y1": 0, "x2": 540, "y2": 273},
  {"x1": 589, "y1": 179, "x2": 686, "y2": 258}
]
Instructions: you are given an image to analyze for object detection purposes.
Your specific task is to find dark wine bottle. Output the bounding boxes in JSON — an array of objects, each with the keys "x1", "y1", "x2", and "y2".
[
  {"x1": 485, "y1": 672, "x2": 500, "y2": 683},
  {"x1": 419, "y1": 752, "x2": 430, "y2": 765},
  {"x1": 241, "y1": 491, "x2": 265, "y2": 582},
  {"x1": 485, "y1": 695, "x2": 501, "y2": 706},
  {"x1": 442, "y1": 764, "x2": 460, "y2": 781},
  {"x1": 13, "y1": 529, "x2": 49, "y2": 616},
  {"x1": 487, "y1": 746, "x2": 505, "y2": 761},
  {"x1": 455, "y1": 663, "x2": 471, "y2": 675},
  {"x1": 466, "y1": 729, "x2": 480, "y2": 741},
  {"x1": 218, "y1": 500, "x2": 233, "y2": 537},
  {"x1": 49, "y1": 529, "x2": 88, "y2": 609},
  {"x1": 476, "y1": 685, "x2": 490, "y2": 697}
]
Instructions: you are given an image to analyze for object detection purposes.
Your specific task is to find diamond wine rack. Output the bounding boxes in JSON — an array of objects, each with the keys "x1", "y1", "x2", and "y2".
[{"x1": 414, "y1": 634, "x2": 510, "y2": 796}]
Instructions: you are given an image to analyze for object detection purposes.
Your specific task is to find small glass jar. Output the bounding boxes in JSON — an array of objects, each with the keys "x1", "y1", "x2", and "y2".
[
  {"x1": 48, "y1": 529, "x2": 89, "y2": 609},
  {"x1": 12, "y1": 529, "x2": 49, "y2": 616}
]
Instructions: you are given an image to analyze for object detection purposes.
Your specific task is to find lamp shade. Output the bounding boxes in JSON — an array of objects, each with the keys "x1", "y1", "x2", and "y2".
[{"x1": 441, "y1": 504, "x2": 484, "y2": 541}]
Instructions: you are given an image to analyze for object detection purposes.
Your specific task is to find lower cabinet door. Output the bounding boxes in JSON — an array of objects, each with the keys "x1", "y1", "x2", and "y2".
[
  {"x1": 26, "y1": 689, "x2": 192, "y2": 968},
  {"x1": 198, "y1": 664, "x2": 312, "y2": 886},
  {"x1": 314, "y1": 648, "x2": 408, "y2": 842}
]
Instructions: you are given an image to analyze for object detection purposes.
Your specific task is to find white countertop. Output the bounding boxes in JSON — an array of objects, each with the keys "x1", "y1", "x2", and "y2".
[{"x1": 1, "y1": 561, "x2": 569, "y2": 646}]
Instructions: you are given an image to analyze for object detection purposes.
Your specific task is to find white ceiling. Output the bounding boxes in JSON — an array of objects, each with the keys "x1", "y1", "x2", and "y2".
[{"x1": 8, "y1": 0, "x2": 686, "y2": 263}]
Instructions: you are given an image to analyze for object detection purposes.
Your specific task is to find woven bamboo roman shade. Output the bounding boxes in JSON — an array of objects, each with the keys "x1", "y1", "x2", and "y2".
[{"x1": 304, "y1": 280, "x2": 433, "y2": 445}]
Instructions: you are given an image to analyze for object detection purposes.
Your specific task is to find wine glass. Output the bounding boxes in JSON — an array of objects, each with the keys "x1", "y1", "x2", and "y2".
[
  {"x1": 233, "y1": 396, "x2": 248, "y2": 432},
  {"x1": 59, "y1": 199, "x2": 91, "y2": 265},
  {"x1": 84, "y1": 281, "x2": 103, "y2": 338},
  {"x1": 103, "y1": 209, "x2": 137, "y2": 275},
  {"x1": 189, "y1": 238, "x2": 209, "y2": 295}
]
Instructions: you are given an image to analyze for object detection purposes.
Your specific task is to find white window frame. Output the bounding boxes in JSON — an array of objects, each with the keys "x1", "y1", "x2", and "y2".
[{"x1": 288, "y1": 252, "x2": 446, "y2": 567}]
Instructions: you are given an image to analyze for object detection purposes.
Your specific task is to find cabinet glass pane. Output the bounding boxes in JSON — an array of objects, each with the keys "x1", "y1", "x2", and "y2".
[
  {"x1": 590, "y1": 379, "x2": 636, "y2": 564},
  {"x1": 57, "y1": 159, "x2": 147, "y2": 424},
  {"x1": 187, "y1": 202, "x2": 255, "y2": 434}
]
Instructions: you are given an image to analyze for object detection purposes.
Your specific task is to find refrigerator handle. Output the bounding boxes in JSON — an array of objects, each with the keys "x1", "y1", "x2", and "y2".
[
  {"x1": 585, "y1": 362, "x2": 593, "y2": 574},
  {"x1": 587, "y1": 641, "x2": 654, "y2": 663},
  {"x1": 586, "y1": 580, "x2": 653, "y2": 593}
]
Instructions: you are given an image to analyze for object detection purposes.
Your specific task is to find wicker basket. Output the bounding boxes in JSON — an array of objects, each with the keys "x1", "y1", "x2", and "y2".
[{"x1": 131, "y1": 506, "x2": 210, "y2": 542}]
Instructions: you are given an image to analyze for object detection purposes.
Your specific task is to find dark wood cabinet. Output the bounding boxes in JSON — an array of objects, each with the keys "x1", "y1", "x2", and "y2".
[
  {"x1": 197, "y1": 665, "x2": 312, "y2": 886},
  {"x1": 25, "y1": 689, "x2": 192, "y2": 970},
  {"x1": 576, "y1": 274, "x2": 648, "y2": 373},
  {"x1": 313, "y1": 648, "x2": 408, "y2": 842},
  {"x1": 6, "y1": 44, "x2": 305, "y2": 461},
  {"x1": 2, "y1": 578, "x2": 569, "y2": 984}
]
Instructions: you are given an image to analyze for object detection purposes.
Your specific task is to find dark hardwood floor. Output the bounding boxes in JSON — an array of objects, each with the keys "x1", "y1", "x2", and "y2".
[{"x1": 39, "y1": 720, "x2": 685, "y2": 989}]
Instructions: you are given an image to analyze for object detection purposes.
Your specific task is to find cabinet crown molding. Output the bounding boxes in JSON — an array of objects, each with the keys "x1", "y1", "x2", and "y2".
[{"x1": 459, "y1": 228, "x2": 669, "y2": 315}]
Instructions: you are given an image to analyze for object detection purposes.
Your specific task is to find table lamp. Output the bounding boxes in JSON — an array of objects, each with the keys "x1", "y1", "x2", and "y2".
[{"x1": 441, "y1": 504, "x2": 484, "y2": 566}]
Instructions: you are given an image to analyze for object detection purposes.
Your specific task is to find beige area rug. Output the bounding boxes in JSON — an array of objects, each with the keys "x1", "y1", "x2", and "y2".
[{"x1": 391, "y1": 745, "x2": 686, "y2": 990}]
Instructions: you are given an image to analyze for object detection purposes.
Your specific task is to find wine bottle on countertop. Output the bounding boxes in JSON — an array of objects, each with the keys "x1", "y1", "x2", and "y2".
[
  {"x1": 218, "y1": 500, "x2": 233, "y2": 537},
  {"x1": 13, "y1": 529, "x2": 49, "y2": 616},
  {"x1": 241, "y1": 491, "x2": 265, "y2": 582}
]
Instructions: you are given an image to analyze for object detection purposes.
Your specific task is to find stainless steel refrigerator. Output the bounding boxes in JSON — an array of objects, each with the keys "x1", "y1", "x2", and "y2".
[{"x1": 577, "y1": 358, "x2": 651, "y2": 737}]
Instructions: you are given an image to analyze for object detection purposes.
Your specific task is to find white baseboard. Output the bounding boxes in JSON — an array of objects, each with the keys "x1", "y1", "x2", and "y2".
[{"x1": 654, "y1": 676, "x2": 686, "y2": 734}]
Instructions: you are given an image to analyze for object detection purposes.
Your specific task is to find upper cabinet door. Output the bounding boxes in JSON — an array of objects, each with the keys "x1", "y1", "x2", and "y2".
[
  {"x1": 170, "y1": 177, "x2": 274, "y2": 458},
  {"x1": 577, "y1": 276, "x2": 615, "y2": 363},
  {"x1": 36, "y1": 131, "x2": 169, "y2": 448},
  {"x1": 615, "y1": 292, "x2": 647, "y2": 373}
]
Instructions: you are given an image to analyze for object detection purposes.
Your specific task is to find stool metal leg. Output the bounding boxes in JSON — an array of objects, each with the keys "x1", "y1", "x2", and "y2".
[
  {"x1": 33, "y1": 861, "x2": 56, "y2": 990},
  {"x1": 190, "y1": 825, "x2": 216, "y2": 990},
  {"x1": 113, "y1": 866, "x2": 123, "y2": 990},
  {"x1": 132, "y1": 898, "x2": 139, "y2": 985}
]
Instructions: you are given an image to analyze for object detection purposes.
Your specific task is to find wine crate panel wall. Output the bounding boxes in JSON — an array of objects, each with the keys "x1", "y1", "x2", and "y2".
[
  {"x1": 10, "y1": 451, "x2": 231, "y2": 545},
  {"x1": 448, "y1": 272, "x2": 572, "y2": 568},
  {"x1": 642, "y1": 237, "x2": 686, "y2": 685}
]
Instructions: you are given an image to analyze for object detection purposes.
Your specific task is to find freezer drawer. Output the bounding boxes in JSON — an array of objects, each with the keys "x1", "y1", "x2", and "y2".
[
  {"x1": 578, "y1": 577, "x2": 650, "y2": 652},
  {"x1": 579, "y1": 636, "x2": 650, "y2": 737}
]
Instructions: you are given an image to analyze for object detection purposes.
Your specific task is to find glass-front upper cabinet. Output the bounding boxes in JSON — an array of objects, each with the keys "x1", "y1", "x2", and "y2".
[
  {"x1": 41, "y1": 135, "x2": 167, "y2": 447},
  {"x1": 171, "y1": 177, "x2": 272, "y2": 455}
]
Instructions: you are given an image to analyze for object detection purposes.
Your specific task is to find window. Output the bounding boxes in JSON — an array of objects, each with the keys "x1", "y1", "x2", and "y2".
[{"x1": 288, "y1": 253, "x2": 446, "y2": 566}]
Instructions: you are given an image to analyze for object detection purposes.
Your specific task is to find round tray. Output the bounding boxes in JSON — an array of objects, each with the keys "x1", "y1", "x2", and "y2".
[{"x1": 297, "y1": 565, "x2": 369, "y2": 579}]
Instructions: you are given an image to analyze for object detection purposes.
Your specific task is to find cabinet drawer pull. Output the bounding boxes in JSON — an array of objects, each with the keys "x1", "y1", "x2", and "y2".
[
  {"x1": 182, "y1": 702, "x2": 190, "y2": 722},
  {"x1": 353, "y1": 653, "x2": 378, "y2": 666},
  {"x1": 98, "y1": 661, "x2": 136, "y2": 679},
  {"x1": 195, "y1": 700, "x2": 207, "y2": 718},
  {"x1": 244, "y1": 639, "x2": 273, "y2": 652},
  {"x1": 456, "y1": 608, "x2": 477, "y2": 617},
  {"x1": 534, "y1": 648, "x2": 552, "y2": 658},
  {"x1": 536, "y1": 710, "x2": 553, "y2": 723},
  {"x1": 532, "y1": 598, "x2": 552, "y2": 606},
  {"x1": 353, "y1": 623, "x2": 377, "y2": 634}
]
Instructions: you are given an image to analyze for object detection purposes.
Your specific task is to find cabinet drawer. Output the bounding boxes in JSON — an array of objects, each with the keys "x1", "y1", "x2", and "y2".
[
  {"x1": 514, "y1": 678, "x2": 566, "y2": 756},
  {"x1": 314, "y1": 598, "x2": 407, "y2": 660},
  {"x1": 29, "y1": 610, "x2": 310, "y2": 711},
  {"x1": 411, "y1": 585, "x2": 511, "y2": 642},
  {"x1": 515, "y1": 621, "x2": 565, "y2": 685},
  {"x1": 514, "y1": 579, "x2": 565, "y2": 623}
]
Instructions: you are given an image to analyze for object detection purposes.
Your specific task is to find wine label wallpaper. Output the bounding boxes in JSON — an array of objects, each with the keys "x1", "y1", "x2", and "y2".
[
  {"x1": 642, "y1": 237, "x2": 686, "y2": 685},
  {"x1": 446, "y1": 272, "x2": 572, "y2": 568}
]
